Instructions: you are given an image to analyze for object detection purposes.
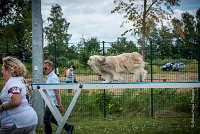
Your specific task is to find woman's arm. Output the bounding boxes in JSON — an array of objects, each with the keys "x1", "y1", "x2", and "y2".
[{"x1": 0, "y1": 94, "x2": 22, "y2": 112}]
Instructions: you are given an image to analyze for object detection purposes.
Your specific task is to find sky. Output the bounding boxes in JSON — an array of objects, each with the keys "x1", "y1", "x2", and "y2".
[{"x1": 41, "y1": 0, "x2": 200, "y2": 44}]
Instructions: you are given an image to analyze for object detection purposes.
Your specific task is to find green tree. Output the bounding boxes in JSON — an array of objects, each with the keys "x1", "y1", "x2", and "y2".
[
  {"x1": 78, "y1": 37, "x2": 101, "y2": 66},
  {"x1": 197, "y1": 9, "x2": 200, "y2": 38},
  {"x1": 172, "y1": 9, "x2": 199, "y2": 59},
  {"x1": 171, "y1": 18, "x2": 184, "y2": 58},
  {"x1": 146, "y1": 24, "x2": 161, "y2": 58},
  {"x1": 196, "y1": 8, "x2": 200, "y2": 58},
  {"x1": 108, "y1": 37, "x2": 138, "y2": 55},
  {"x1": 0, "y1": 0, "x2": 32, "y2": 62},
  {"x1": 181, "y1": 12, "x2": 196, "y2": 58},
  {"x1": 0, "y1": 0, "x2": 22, "y2": 24},
  {"x1": 44, "y1": 4, "x2": 71, "y2": 66},
  {"x1": 158, "y1": 26, "x2": 173, "y2": 57},
  {"x1": 111, "y1": 0, "x2": 180, "y2": 57},
  {"x1": 147, "y1": 24, "x2": 174, "y2": 59}
]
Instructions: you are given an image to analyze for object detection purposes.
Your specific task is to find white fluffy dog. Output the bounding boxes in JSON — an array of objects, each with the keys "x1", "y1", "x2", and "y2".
[{"x1": 87, "y1": 52, "x2": 147, "y2": 82}]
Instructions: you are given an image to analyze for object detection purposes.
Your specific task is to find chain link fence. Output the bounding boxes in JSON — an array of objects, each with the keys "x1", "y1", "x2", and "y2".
[{"x1": 0, "y1": 41, "x2": 199, "y2": 118}]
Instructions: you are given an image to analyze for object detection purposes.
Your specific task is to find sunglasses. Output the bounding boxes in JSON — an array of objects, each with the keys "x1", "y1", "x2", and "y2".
[{"x1": 43, "y1": 67, "x2": 49, "y2": 70}]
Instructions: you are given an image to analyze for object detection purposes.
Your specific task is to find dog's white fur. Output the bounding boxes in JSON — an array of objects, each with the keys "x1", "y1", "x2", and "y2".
[{"x1": 87, "y1": 52, "x2": 147, "y2": 82}]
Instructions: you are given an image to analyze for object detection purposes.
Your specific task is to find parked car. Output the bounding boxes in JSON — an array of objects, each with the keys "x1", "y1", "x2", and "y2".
[
  {"x1": 161, "y1": 62, "x2": 174, "y2": 71},
  {"x1": 172, "y1": 62, "x2": 185, "y2": 71}
]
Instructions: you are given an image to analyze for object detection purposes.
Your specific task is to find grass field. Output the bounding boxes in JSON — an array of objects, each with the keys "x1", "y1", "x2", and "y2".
[{"x1": 36, "y1": 117, "x2": 200, "y2": 134}]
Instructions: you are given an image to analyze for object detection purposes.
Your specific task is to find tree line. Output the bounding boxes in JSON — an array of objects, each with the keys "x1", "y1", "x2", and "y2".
[{"x1": 0, "y1": 1, "x2": 199, "y2": 67}]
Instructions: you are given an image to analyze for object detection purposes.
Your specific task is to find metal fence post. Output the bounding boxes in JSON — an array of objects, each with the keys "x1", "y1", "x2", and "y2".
[
  {"x1": 150, "y1": 39, "x2": 154, "y2": 117},
  {"x1": 102, "y1": 41, "x2": 107, "y2": 118},
  {"x1": 54, "y1": 42, "x2": 57, "y2": 75}
]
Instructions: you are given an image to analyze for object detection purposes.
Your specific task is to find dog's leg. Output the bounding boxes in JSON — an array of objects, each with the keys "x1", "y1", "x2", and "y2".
[
  {"x1": 133, "y1": 70, "x2": 147, "y2": 82},
  {"x1": 113, "y1": 72, "x2": 124, "y2": 81},
  {"x1": 101, "y1": 74, "x2": 113, "y2": 83},
  {"x1": 140, "y1": 75, "x2": 142, "y2": 82},
  {"x1": 140, "y1": 70, "x2": 147, "y2": 82},
  {"x1": 132, "y1": 73, "x2": 140, "y2": 82}
]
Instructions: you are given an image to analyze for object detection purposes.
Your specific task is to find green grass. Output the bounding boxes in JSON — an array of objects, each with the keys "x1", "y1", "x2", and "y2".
[{"x1": 36, "y1": 117, "x2": 200, "y2": 134}]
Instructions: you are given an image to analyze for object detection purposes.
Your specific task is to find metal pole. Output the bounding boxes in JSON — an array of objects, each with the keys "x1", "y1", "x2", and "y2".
[
  {"x1": 54, "y1": 42, "x2": 57, "y2": 75},
  {"x1": 32, "y1": 0, "x2": 44, "y2": 125},
  {"x1": 150, "y1": 39, "x2": 154, "y2": 117},
  {"x1": 102, "y1": 41, "x2": 105, "y2": 56},
  {"x1": 102, "y1": 41, "x2": 107, "y2": 118}
]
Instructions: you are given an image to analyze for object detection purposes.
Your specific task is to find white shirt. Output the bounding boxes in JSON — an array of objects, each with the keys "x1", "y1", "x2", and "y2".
[
  {"x1": 0, "y1": 77, "x2": 38, "y2": 128},
  {"x1": 45, "y1": 71, "x2": 60, "y2": 106}
]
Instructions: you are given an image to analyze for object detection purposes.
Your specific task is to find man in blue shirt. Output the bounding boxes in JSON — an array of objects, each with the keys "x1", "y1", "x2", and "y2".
[{"x1": 43, "y1": 60, "x2": 74, "y2": 134}]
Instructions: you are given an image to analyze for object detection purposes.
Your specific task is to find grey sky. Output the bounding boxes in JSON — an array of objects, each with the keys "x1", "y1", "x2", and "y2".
[{"x1": 41, "y1": 0, "x2": 200, "y2": 43}]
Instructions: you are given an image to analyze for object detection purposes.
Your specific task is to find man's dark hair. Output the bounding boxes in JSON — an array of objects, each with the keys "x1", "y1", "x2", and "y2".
[{"x1": 71, "y1": 65, "x2": 76, "y2": 70}]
